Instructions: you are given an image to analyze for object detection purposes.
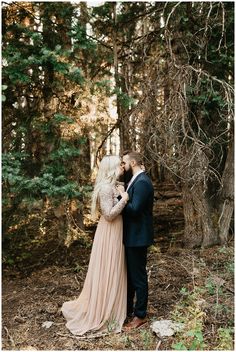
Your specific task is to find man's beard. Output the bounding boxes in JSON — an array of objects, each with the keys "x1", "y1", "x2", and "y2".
[{"x1": 123, "y1": 168, "x2": 133, "y2": 187}]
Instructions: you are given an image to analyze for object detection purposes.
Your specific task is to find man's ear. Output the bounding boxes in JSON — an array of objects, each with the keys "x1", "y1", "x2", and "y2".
[{"x1": 130, "y1": 159, "x2": 136, "y2": 167}]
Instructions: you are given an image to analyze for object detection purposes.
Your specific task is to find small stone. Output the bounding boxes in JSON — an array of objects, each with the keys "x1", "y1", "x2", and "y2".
[
  {"x1": 14, "y1": 316, "x2": 26, "y2": 323},
  {"x1": 195, "y1": 299, "x2": 207, "y2": 308},
  {"x1": 42, "y1": 321, "x2": 54, "y2": 329},
  {"x1": 192, "y1": 268, "x2": 201, "y2": 276},
  {"x1": 45, "y1": 304, "x2": 58, "y2": 314},
  {"x1": 151, "y1": 319, "x2": 184, "y2": 337}
]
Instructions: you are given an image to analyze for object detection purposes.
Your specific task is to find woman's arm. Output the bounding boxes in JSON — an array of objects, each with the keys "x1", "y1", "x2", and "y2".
[{"x1": 99, "y1": 184, "x2": 128, "y2": 221}]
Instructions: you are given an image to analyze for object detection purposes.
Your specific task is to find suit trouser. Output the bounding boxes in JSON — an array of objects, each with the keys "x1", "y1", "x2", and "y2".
[{"x1": 125, "y1": 246, "x2": 148, "y2": 319}]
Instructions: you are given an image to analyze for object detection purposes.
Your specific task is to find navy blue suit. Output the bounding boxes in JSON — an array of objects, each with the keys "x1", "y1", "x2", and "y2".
[{"x1": 123, "y1": 172, "x2": 154, "y2": 318}]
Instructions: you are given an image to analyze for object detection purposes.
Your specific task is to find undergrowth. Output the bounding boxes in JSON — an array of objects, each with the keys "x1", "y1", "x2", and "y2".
[{"x1": 170, "y1": 247, "x2": 234, "y2": 351}]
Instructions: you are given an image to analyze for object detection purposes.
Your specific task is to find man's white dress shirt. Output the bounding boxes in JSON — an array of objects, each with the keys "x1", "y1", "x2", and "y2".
[{"x1": 126, "y1": 170, "x2": 144, "y2": 191}]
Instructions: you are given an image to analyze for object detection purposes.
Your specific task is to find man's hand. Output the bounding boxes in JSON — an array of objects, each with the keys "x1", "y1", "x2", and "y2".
[
  {"x1": 116, "y1": 184, "x2": 125, "y2": 193},
  {"x1": 121, "y1": 191, "x2": 129, "y2": 203}
]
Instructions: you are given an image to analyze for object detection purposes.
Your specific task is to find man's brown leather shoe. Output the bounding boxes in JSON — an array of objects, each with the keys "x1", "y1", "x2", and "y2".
[
  {"x1": 123, "y1": 316, "x2": 147, "y2": 331},
  {"x1": 124, "y1": 314, "x2": 134, "y2": 324}
]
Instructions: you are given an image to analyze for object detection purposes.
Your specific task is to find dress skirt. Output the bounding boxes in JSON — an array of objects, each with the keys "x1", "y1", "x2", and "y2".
[{"x1": 61, "y1": 214, "x2": 127, "y2": 335}]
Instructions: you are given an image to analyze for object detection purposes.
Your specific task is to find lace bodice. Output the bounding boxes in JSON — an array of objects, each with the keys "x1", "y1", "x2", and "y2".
[{"x1": 99, "y1": 183, "x2": 126, "y2": 222}]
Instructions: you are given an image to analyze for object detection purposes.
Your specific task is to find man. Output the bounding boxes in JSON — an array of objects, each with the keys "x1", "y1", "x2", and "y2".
[{"x1": 121, "y1": 151, "x2": 154, "y2": 330}]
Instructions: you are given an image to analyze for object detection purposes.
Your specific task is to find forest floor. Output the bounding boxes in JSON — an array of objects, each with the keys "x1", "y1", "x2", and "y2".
[{"x1": 2, "y1": 184, "x2": 234, "y2": 351}]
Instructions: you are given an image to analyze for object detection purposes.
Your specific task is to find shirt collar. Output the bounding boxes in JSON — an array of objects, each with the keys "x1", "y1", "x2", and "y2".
[{"x1": 126, "y1": 170, "x2": 144, "y2": 191}]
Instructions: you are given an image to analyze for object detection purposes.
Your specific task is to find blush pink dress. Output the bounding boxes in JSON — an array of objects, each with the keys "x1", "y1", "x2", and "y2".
[{"x1": 61, "y1": 183, "x2": 127, "y2": 335}]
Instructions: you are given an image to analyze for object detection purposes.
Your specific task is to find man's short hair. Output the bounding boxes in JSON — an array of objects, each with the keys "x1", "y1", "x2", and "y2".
[{"x1": 123, "y1": 150, "x2": 143, "y2": 166}]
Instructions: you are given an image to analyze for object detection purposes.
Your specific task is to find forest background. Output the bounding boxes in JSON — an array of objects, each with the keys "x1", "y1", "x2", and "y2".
[{"x1": 2, "y1": 1, "x2": 234, "y2": 350}]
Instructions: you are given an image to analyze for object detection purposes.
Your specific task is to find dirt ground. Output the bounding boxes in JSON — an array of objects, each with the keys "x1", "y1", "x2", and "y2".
[
  {"x1": 2, "y1": 188, "x2": 234, "y2": 350},
  {"x1": 1, "y1": 244, "x2": 184, "y2": 350},
  {"x1": 2, "y1": 238, "x2": 234, "y2": 350}
]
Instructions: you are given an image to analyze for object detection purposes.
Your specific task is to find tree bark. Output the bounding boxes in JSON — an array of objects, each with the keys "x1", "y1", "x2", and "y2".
[
  {"x1": 182, "y1": 136, "x2": 233, "y2": 248},
  {"x1": 182, "y1": 150, "x2": 220, "y2": 248},
  {"x1": 218, "y1": 137, "x2": 234, "y2": 244},
  {"x1": 111, "y1": 3, "x2": 122, "y2": 152},
  {"x1": 111, "y1": 3, "x2": 132, "y2": 153}
]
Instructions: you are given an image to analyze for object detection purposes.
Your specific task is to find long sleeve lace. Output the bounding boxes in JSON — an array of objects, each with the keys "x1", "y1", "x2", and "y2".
[{"x1": 99, "y1": 184, "x2": 127, "y2": 221}]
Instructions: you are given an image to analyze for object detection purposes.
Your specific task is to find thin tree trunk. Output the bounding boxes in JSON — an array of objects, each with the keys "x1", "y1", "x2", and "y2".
[
  {"x1": 111, "y1": 3, "x2": 131, "y2": 153},
  {"x1": 111, "y1": 3, "x2": 123, "y2": 153}
]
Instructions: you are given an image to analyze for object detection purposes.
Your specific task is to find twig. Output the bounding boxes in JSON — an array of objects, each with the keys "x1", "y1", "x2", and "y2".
[
  {"x1": 225, "y1": 286, "x2": 234, "y2": 294},
  {"x1": 56, "y1": 331, "x2": 109, "y2": 340},
  {"x1": 156, "y1": 339, "x2": 162, "y2": 350},
  {"x1": 56, "y1": 332, "x2": 78, "y2": 339},
  {"x1": 192, "y1": 256, "x2": 196, "y2": 291},
  {"x1": 217, "y1": 3, "x2": 225, "y2": 51},
  {"x1": 74, "y1": 275, "x2": 80, "y2": 287},
  {"x1": 4, "y1": 326, "x2": 15, "y2": 347},
  {"x1": 165, "y1": 2, "x2": 182, "y2": 29},
  {"x1": 214, "y1": 282, "x2": 220, "y2": 320},
  {"x1": 95, "y1": 122, "x2": 119, "y2": 163},
  {"x1": 203, "y1": 2, "x2": 213, "y2": 38}
]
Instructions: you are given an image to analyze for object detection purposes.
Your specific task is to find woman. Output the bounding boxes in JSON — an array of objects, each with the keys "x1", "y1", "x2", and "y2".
[{"x1": 61, "y1": 155, "x2": 129, "y2": 335}]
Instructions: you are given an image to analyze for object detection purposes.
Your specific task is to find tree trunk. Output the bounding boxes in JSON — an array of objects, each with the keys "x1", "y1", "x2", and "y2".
[
  {"x1": 111, "y1": 3, "x2": 131, "y2": 153},
  {"x1": 182, "y1": 149, "x2": 220, "y2": 248},
  {"x1": 111, "y1": 3, "x2": 122, "y2": 152},
  {"x1": 182, "y1": 184, "x2": 221, "y2": 248},
  {"x1": 218, "y1": 137, "x2": 234, "y2": 244},
  {"x1": 183, "y1": 138, "x2": 234, "y2": 248}
]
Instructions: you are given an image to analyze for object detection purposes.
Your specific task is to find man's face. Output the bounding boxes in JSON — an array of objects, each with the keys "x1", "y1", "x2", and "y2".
[
  {"x1": 122, "y1": 155, "x2": 131, "y2": 172},
  {"x1": 122, "y1": 155, "x2": 133, "y2": 184},
  {"x1": 118, "y1": 163, "x2": 124, "y2": 176}
]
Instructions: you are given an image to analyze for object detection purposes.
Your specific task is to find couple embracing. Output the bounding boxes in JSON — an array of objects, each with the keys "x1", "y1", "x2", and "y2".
[{"x1": 61, "y1": 151, "x2": 154, "y2": 335}]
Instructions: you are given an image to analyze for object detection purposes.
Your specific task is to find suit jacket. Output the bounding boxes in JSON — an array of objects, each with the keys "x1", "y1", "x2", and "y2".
[{"x1": 123, "y1": 172, "x2": 154, "y2": 247}]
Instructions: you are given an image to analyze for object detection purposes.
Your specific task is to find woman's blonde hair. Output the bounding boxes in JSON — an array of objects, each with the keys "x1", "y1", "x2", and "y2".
[{"x1": 91, "y1": 155, "x2": 121, "y2": 220}]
